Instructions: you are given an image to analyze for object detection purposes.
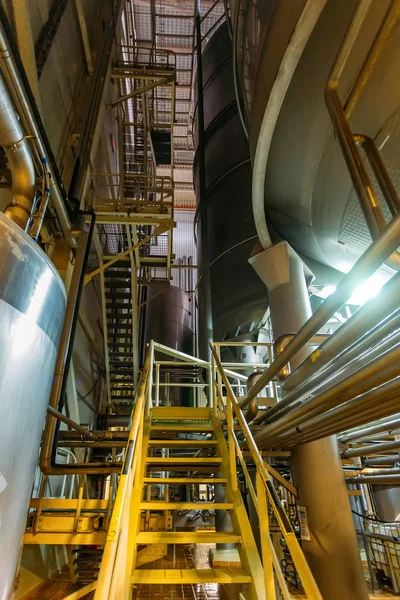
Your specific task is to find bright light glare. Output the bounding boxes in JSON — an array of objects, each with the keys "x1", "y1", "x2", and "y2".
[{"x1": 320, "y1": 276, "x2": 385, "y2": 306}]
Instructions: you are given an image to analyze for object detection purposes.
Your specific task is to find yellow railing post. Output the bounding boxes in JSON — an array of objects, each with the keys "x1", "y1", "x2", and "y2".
[
  {"x1": 227, "y1": 397, "x2": 238, "y2": 492},
  {"x1": 93, "y1": 351, "x2": 150, "y2": 600},
  {"x1": 256, "y1": 471, "x2": 276, "y2": 599}
]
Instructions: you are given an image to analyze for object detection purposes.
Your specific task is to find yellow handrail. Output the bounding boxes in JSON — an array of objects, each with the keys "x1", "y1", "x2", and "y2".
[
  {"x1": 210, "y1": 343, "x2": 323, "y2": 600},
  {"x1": 94, "y1": 350, "x2": 151, "y2": 600}
]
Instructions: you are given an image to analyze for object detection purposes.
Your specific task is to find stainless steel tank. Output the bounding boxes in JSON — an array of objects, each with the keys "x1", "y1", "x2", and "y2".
[
  {"x1": 0, "y1": 213, "x2": 66, "y2": 599},
  {"x1": 193, "y1": 22, "x2": 267, "y2": 341},
  {"x1": 145, "y1": 285, "x2": 194, "y2": 406}
]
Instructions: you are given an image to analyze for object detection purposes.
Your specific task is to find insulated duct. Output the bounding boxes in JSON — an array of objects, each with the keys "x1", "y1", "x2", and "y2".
[{"x1": 0, "y1": 73, "x2": 35, "y2": 230}]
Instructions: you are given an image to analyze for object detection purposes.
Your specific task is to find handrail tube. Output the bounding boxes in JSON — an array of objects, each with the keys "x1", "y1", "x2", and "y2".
[
  {"x1": 274, "y1": 386, "x2": 400, "y2": 449},
  {"x1": 356, "y1": 134, "x2": 400, "y2": 217},
  {"x1": 343, "y1": 438, "x2": 400, "y2": 459},
  {"x1": 254, "y1": 344, "x2": 400, "y2": 448},
  {"x1": 259, "y1": 309, "x2": 400, "y2": 427},
  {"x1": 94, "y1": 352, "x2": 150, "y2": 600},
  {"x1": 325, "y1": 0, "x2": 400, "y2": 270},
  {"x1": 239, "y1": 211, "x2": 400, "y2": 411},
  {"x1": 344, "y1": 0, "x2": 400, "y2": 118},
  {"x1": 210, "y1": 345, "x2": 323, "y2": 600},
  {"x1": 0, "y1": 16, "x2": 76, "y2": 246},
  {"x1": 339, "y1": 415, "x2": 400, "y2": 443}
]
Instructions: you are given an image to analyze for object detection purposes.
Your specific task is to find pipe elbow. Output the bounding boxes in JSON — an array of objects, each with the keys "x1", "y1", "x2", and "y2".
[{"x1": 0, "y1": 74, "x2": 35, "y2": 230}]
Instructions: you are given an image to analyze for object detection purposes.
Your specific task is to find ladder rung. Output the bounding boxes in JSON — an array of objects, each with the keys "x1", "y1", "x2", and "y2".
[
  {"x1": 140, "y1": 502, "x2": 233, "y2": 511},
  {"x1": 143, "y1": 477, "x2": 227, "y2": 484},
  {"x1": 136, "y1": 531, "x2": 241, "y2": 545},
  {"x1": 131, "y1": 568, "x2": 251, "y2": 585}
]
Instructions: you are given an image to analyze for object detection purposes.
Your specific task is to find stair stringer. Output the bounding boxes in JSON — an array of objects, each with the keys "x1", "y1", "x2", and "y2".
[{"x1": 213, "y1": 417, "x2": 266, "y2": 600}]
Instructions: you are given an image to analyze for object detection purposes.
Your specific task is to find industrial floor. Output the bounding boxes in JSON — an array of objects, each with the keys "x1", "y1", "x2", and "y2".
[{"x1": 20, "y1": 545, "x2": 396, "y2": 599}]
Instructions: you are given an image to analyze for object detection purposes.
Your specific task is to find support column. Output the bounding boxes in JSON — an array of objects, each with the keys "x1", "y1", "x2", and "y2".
[{"x1": 250, "y1": 242, "x2": 368, "y2": 600}]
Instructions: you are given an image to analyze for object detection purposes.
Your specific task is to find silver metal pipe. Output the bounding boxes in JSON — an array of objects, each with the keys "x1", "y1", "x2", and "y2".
[
  {"x1": 280, "y1": 271, "x2": 400, "y2": 396},
  {"x1": 239, "y1": 210, "x2": 400, "y2": 410},
  {"x1": 255, "y1": 344, "x2": 400, "y2": 448},
  {"x1": 348, "y1": 476, "x2": 400, "y2": 486},
  {"x1": 47, "y1": 406, "x2": 99, "y2": 442},
  {"x1": 339, "y1": 415, "x2": 400, "y2": 443},
  {"x1": 343, "y1": 439, "x2": 400, "y2": 459},
  {"x1": 266, "y1": 381, "x2": 400, "y2": 449},
  {"x1": 262, "y1": 309, "x2": 400, "y2": 427},
  {"x1": 40, "y1": 232, "x2": 88, "y2": 474},
  {"x1": 365, "y1": 456, "x2": 400, "y2": 467},
  {"x1": 0, "y1": 73, "x2": 35, "y2": 230},
  {"x1": 0, "y1": 20, "x2": 76, "y2": 246}
]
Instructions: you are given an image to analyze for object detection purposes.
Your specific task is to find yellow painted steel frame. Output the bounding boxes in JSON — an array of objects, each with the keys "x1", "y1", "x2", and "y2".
[{"x1": 210, "y1": 343, "x2": 323, "y2": 600}]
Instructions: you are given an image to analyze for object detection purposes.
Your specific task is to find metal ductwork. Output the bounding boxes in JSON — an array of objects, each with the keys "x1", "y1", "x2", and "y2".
[{"x1": 0, "y1": 73, "x2": 35, "y2": 230}]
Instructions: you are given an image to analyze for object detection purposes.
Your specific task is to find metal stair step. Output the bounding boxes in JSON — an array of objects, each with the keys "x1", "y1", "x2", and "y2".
[
  {"x1": 136, "y1": 531, "x2": 241, "y2": 545},
  {"x1": 109, "y1": 360, "x2": 134, "y2": 366},
  {"x1": 105, "y1": 282, "x2": 132, "y2": 289},
  {"x1": 140, "y1": 502, "x2": 233, "y2": 511},
  {"x1": 151, "y1": 407, "x2": 211, "y2": 420},
  {"x1": 130, "y1": 568, "x2": 251, "y2": 585},
  {"x1": 108, "y1": 342, "x2": 133, "y2": 348},
  {"x1": 145, "y1": 457, "x2": 222, "y2": 466},
  {"x1": 109, "y1": 352, "x2": 133, "y2": 357},
  {"x1": 150, "y1": 424, "x2": 214, "y2": 432},
  {"x1": 106, "y1": 293, "x2": 132, "y2": 300},
  {"x1": 148, "y1": 440, "x2": 217, "y2": 448},
  {"x1": 143, "y1": 477, "x2": 227, "y2": 484}
]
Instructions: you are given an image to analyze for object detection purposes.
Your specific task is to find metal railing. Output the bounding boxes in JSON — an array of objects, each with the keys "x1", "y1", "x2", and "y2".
[{"x1": 210, "y1": 344, "x2": 322, "y2": 599}]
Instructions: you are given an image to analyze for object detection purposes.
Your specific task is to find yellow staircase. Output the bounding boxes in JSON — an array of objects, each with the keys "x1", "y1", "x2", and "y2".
[
  {"x1": 129, "y1": 406, "x2": 264, "y2": 597},
  {"x1": 61, "y1": 342, "x2": 323, "y2": 600}
]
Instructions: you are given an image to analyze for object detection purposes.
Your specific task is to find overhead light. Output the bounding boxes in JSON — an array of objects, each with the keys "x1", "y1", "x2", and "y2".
[{"x1": 319, "y1": 275, "x2": 385, "y2": 306}]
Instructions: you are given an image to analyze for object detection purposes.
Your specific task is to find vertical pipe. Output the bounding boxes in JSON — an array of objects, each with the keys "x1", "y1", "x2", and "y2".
[
  {"x1": 195, "y1": 3, "x2": 213, "y2": 360},
  {"x1": 266, "y1": 255, "x2": 368, "y2": 600}
]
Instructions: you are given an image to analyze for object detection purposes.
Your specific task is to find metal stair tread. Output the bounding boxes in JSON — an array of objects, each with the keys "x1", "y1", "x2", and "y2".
[
  {"x1": 150, "y1": 424, "x2": 214, "y2": 432},
  {"x1": 140, "y1": 502, "x2": 234, "y2": 510},
  {"x1": 148, "y1": 440, "x2": 217, "y2": 447},
  {"x1": 136, "y1": 531, "x2": 241, "y2": 544},
  {"x1": 131, "y1": 568, "x2": 251, "y2": 584},
  {"x1": 143, "y1": 477, "x2": 227, "y2": 484},
  {"x1": 145, "y1": 457, "x2": 221, "y2": 464}
]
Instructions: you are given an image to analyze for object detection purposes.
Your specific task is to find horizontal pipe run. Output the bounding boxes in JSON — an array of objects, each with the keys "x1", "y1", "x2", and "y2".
[
  {"x1": 339, "y1": 414, "x2": 400, "y2": 443},
  {"x1": 261, "y1": 275, "x2": 400, "y2": 425},
  {"x1": 265, "y1": 386, "x2": 400, "y2": 450},
  {"x1": 254, "y1": 344, "x2": 400, "y2": 448},
  {"x1": 57, "y1": 441, "x2": 127, "y2": 448},
  {"x1": 239, "y1": 212, "x2": 400, "y2": 410},
  {"x1": 343, "y1": 438, "x2": 400, "y2": 459},
  {"x1": 47, "y1": 406, "x2": 99, "y2": 441},
  {"x1": 348, "y1": 475, "x2": 400, "y2": 485},
  {"x1": 364, "y1": 456, "x2": 400, "y2": 466}
]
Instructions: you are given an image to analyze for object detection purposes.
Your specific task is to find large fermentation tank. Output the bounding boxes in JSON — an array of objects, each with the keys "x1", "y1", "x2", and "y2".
[
  {"x1": 237, "y1": 0, "x2": 400, "y2": 275},
  {"x1": 145, "y1": 285, "x2": 194, "y2": 406},
  {"x1": 193, "y1": 22, "x2": 267, "y2": 341},
  {"x1": 0, "y1": 213, "x2": 66, "y2": 599}
]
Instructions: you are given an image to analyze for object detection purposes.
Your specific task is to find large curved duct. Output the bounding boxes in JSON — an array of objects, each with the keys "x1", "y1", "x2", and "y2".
[
  {"x1": 0, "y1": 73, "x2": 35, "y2": 230},
  {"x1": 194, "y1": 22, "x2": 267, "y2": 342},
  {"x1": 0, "y1": 213, "x2": 66, "y2": 598}
]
